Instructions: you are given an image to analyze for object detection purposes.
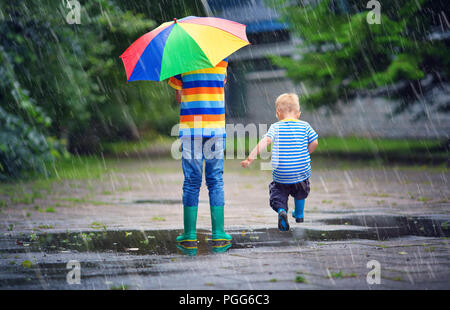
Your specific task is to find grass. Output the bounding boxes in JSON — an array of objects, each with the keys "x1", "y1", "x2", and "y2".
[
  {"x1": 228, "y1": 135, "x2": 448, "y2": 168},
  {"x1": 109, "y1": 284, "x2": 129, "y2": 290},
  {"x1": 10, "y1": 194, "x2": 36, "y2": 205},
  {"x1": 294, "y1": 275, "x2": 308, "y2": 283},
  {"x1": 100, "y1": 132, "x2": 175, "y2": 156},
  {"x1": 90, "y1": 221, "x2": 106, "y2": 230},
  {"x1": 382, "y1": 275, "x2": 404, "y2": 282},
  {"x1": 0, "y1": 136, "x2": 447, "y2": 198},
  {"x1": 33, "y1": 205, "x2": 45, "y2": 212},
  {"x1": 48, "y1": 156, "x2": 118, "y2": 180},
  {"x1": 315, "y1": 136, "x2": 443, "y2": 154},
  {"x1": 37, "y1": 225, "x2": 53, "y2": 229},
  {"x1": 151, "y1": 216, "x2": 166, "y2": 222},
  {"x1": 21, "y1": 260, "x2": 33, "y2": 268},
  {"x1": 228, "y1": 135, "x2": 445, "y2": 155},
  {"x1": 328, "y1": 270, "x2": 357, "y2": 279},
  {"x1": 417, "y1": 197, "x2": 432, "y2": 203},
  {"x1": 365, "y1": 192, "x2": 391, "y2": 198}
]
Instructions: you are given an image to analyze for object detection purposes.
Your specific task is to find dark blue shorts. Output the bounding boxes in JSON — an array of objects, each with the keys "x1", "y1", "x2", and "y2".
[{"x1": 269, "y1": 179, "x2": 310, "y2": 212}]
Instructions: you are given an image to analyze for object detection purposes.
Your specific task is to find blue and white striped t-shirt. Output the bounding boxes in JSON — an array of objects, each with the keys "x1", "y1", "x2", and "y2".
[{"x1": 265, "y1": 119, "x2": 318, "y2": 184}]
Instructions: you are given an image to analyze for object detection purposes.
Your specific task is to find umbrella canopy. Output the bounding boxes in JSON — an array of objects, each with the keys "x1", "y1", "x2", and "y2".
[{"x1": 120, "y1": 16, "x2": 250, "y2": 82}]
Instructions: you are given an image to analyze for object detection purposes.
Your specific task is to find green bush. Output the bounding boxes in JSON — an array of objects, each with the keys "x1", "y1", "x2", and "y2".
[
  {"x1": 0, "y1": 106, "x2": 60, "y2": 180},
  {"x1": 0, "y1": 0, "x2": 207, "y2": 179},
  {"x1": 270, "y1": 0, "x2": 449, "y2": 115}
]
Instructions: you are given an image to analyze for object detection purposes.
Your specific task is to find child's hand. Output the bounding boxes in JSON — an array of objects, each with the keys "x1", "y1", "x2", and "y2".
[{"x1": 241, "y1": 159, "x2": 252, "y2": 168}]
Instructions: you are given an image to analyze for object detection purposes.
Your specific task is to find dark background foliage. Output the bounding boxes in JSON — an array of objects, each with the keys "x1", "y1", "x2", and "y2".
[
  {"x1": 0, "y1": 0, "x2": 205, "y2": 179},
  {"x1": 270, "y1": 0, "x2": 449, "y2": 115}
]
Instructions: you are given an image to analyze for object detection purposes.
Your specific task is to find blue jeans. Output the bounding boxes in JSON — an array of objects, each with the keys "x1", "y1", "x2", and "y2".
[{"x1": 181, "y1": 137, "x2": 225, "y2": 207}]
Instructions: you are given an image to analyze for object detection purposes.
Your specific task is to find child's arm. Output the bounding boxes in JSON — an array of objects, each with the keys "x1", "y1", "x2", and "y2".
[
  {"x1": 168, "y1": 75, "x2": 183, "y2": 103},
  {"x1": 308, "y1": 139, "x2": 319, "y2": 154},
  {"x1": 175, "y1": 90, "x2": 182, "y2": 104},
  {"x1": 241, "y1": 136, "x2": 272, "y2": 168}
]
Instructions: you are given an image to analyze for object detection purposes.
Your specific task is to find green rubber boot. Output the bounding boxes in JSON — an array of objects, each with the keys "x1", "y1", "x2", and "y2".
[
  {"x1": 212, "y1": 243, "x2": 232, "y2": 254},
  {"x1": 210, "y1": 206, "x2": 232, "y2": 248},
  {"x1": 176, "y1": 244, "x2": 198, "y2": 256},
  {"x1": 176, "y1": 206, "x2": 198, "y2": 246}
]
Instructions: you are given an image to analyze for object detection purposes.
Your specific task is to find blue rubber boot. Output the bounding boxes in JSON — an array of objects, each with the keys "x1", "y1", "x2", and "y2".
[
  {"x1": 292, "y1": 199, "x2": 305, "y2": 223},
  {"x1": 278, "y1": 209, "x2": 290, "y2": 231}
]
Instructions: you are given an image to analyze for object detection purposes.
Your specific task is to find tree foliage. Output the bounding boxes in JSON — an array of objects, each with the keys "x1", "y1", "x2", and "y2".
[
  {"x1": 270, "y1": 0, "x2": 449, "y2": 115},
  {"x1": 0, "y1": 0, "x2": 201, "y2": 178}
]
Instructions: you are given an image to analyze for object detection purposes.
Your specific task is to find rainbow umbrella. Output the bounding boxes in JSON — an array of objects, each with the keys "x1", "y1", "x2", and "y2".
[{"x1": 120, "y1": 16, "x2": 250, "y2": 82}]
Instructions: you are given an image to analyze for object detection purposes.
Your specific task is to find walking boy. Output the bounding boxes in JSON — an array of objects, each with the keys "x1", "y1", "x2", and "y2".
[
  {"x1": 241, "y1": 93, "x2": 318, "y2": 231},
  {"x1": 168, "y1": 58, "x2": 232, "y2": 250}
]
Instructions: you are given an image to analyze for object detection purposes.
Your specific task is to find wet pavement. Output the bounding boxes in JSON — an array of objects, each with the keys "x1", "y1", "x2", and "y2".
[
  {"x1": 0, "y1": 158, "x2": 449, "y2": 289},
  {"x1": 1, "y1": 213, "x2": 449, "y2": 289}
]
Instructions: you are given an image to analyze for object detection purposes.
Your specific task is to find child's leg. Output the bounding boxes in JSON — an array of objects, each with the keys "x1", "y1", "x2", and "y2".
[
  {"x1": 293, "y1": 199, "x2": 305, "y2": 222},
  {"x1": 269, "y1": 182, "x2": 290, "y2": 231},
  {"x1": 177, "y1": 138, "x2": 203, "y2": 244},
  {"x1": 291, "y1": 179, "x2": 310, "y2": 223},
  {"x1": 181, "y1": 137, "x2": 203, "y2": 207},
  {"x1": 204, "y1": 137, "x2": 231, "y2": 245},
  {"x1": 204, "y1": 137, "x2": 225, "y2": 208}
]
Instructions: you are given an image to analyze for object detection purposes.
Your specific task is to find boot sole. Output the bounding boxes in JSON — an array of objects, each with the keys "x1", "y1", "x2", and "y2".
[
  {"x1": 212, "y1": 243, "x2": 232, "y2": 253},
  {"x1": 278, "y1": 211, "x2": 290, "y2": 231},
  {"x1": 176, "y1": 240, "x2": 198, "y2": 249},
  {"x1": 211, "y1": 239, "x2": 232, "y2": 248},
  {"x1": 292, "y1": 211, "x2": 304, "y2": 223}
]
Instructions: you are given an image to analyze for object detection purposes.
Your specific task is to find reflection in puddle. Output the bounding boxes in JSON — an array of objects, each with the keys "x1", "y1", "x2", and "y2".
[
  {"x1": 319, "y1": 214, "x2": 450, "y2": 239},
  {"x1": 4, "y1": 215, "x2": 448, "y2": 257}
]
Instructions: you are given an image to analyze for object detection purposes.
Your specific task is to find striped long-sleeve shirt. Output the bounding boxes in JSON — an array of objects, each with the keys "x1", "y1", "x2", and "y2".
[
  {"x1": 168, "y1": 58, "x2": 228, "y2": 138},
  {"x1": 265, "y1": 119, "x2": 318, "y2": 184}
]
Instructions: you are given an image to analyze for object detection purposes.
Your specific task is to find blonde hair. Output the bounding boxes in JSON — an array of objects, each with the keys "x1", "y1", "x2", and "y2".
[{"x1": 275, "y1": 93, "x2": 300, "y2": 114}]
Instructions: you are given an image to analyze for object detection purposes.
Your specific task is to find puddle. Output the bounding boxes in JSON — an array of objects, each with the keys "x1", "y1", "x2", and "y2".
[
  {"x1": 1, "y1": 214, "x2": 449, "y2": 289},
  {"x1": 6, "y1": 229, "x2": 201, "y2": 256},
  {"x1": 319, "y1": 214, "x2": 450, "y2": 239},
  {"x1": 2, "y1": 215, "x2": 448, "y2": 257}
]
